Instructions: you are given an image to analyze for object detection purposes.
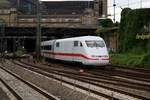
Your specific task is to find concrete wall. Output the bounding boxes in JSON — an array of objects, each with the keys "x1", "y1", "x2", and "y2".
[
  {"x1": 0, "y1": 8, "x2": 17, "y2": 26},
  {"x1": 102, "y1": 32, "x2": 117, "y2": 52}
]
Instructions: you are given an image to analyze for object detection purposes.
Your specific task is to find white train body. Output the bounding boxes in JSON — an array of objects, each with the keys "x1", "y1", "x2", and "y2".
[{"x1": 41, "y1": 36, "x2": 109, "y2": 66}]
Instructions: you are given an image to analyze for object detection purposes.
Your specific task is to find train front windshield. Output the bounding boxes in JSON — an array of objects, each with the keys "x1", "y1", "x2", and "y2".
[{"x1": 85, "y1": 40, "x2": 105, "y2": 48}]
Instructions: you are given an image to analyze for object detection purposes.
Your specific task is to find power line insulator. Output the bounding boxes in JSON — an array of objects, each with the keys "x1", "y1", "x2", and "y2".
[{"x1": 113, "y1": 4, "x2": 116, "y2": 7}]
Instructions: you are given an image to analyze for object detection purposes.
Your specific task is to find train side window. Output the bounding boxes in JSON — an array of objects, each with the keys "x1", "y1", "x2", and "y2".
[
  {"x1": 46, "y1": 46, "x2": 48, "y2": 50},
  {"x1": 43, "y1": 45, "x2": 52, "y2": 50},
  {"x1": 74, "y1": 41, "x2": 78, "y2": 47},
  {"x1": 49, "y1": 45, "x2": 52, "y2": 50},
  {"x1": 44, "y1": 46, "x2": 46, "y2": 50},
  {"x1": 41, "y1": 46, "x2": 44, "y2": 50},
  {"x1": 80, "y1": 42, "x2": 83, "y2": 47},
  {"x1": 56, "y1": 42, "x2": 60, "y2": 47}
]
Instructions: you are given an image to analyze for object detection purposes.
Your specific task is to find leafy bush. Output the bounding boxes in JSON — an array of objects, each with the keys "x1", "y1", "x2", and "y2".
[
  {"x1": 128, "y1": 46, "x2": 146, "y2": 55},
  {"x1": 111, "y1": 8, "x2": 150, "y2": 68},
  {"x1": 141, "y1": 54, "x2": 150, "y2": 67},
  {"x1": 118, "y1": 8, "x2": 150, "y2": 53},
  {"x1": 96, "y1": 18, "x2": 118, "y2": 37},
  {"x1": 146, "y1": 42, "x2": 150, "y2": 54},
  {"x1": 99, "y1": 18, "x2": 114, "y2": 27},
  {"x1": 15, "y1": 47, "x2": 27, "y2": 57}
]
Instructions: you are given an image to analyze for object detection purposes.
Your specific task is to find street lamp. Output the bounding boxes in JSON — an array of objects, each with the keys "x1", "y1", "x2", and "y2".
[
  {"x1": 113, "y1": 0, "x2": 116, "y2": 22},
  {"x1": 140, "y1": 0, "x2": 142, "y2": 8}
]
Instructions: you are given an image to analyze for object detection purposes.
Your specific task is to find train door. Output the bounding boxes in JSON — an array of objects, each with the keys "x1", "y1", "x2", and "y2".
[
  {"x1": 72, "y1": 41, "x2": 82, "y2": 62},
  {"x1": 52, "y1": 40, "x2": 56, "y2": 59}
]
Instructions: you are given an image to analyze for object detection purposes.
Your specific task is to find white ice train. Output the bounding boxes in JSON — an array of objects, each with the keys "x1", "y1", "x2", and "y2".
[{"x1": 41, "y1": 36, "x2": 110, "y2": 66}]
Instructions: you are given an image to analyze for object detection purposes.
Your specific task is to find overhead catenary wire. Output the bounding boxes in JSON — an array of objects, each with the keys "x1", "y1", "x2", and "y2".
[
  {"x1": 108, "y1": 0, "x2": 150, "y2": 8},
  {"x1": 107, "y1": 0, "x2": 150, "y2": 19}
]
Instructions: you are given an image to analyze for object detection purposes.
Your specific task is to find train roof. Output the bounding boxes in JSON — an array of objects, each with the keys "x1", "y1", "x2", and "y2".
[
  {"x1": 57, "y1": 36, "x2": 103, "y2": 41},
  {"x1": 42, "y1": 36, "x2": 104, "y2": 44},
  {"x1": 41, "y1": 0, "x2": 93, "y2": 1}
]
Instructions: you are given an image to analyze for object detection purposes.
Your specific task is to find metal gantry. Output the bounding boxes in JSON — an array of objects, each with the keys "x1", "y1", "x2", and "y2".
[
  {"x1": 0, "y1": 20, "x2": 5, "y2": 57},
  {"x1": 36, "y1": 0, "x2": 41, "y2": 61}
]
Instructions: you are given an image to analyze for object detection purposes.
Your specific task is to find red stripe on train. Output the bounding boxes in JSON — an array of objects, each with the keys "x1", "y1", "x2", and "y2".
[{"x1": 42, "y1": 51, "x2": 109, "y2": 60}]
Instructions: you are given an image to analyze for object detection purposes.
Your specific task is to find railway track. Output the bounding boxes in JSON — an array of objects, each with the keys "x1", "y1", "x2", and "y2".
[
  {"x1": 0, "y1": 62, "x2": 60, "y2": 100},
  {"x1": 12, "y1": 60, "x2": 118, "y2": 100},
  {"x1": 12, "y1": 59, "x2": 150, "y2": 100},
  {"x1": 22, "y1": 60, "x2": 150, "y2": 92},
  {"x1": 41, "y1": 60, "x2": 150, "y2": 88},
  {"x1": 44, "y1": 60, "x2": 150, "y2": 82},
  {"x1": 90, "y1": 66, "x2": 150, "y2": 82},
  {"x1": 112, "y1": 64, "x2": 150, "y2": 74},
  {"x1": 2, "y1": 60, "x2": 109, "y2": 100},
  {"x1": 40, "y1": 61, "x2": 150, "y2": 82},
  {"x1": 0, "y1": 76, "x2": 23, "y2": 100}
]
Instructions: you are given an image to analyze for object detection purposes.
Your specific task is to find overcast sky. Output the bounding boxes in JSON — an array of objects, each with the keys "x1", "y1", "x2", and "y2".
[
  {"x1": 108, "y1": 0, "x2": 150, "y2": 22},
  {"x1": 41, "y1": 0, "x2": 150, "y2": 22}
]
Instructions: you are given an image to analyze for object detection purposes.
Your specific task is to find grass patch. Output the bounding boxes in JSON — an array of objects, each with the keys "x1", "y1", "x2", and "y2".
[{"x1": 110, "y1": 53, "x2": 150, "y2": 69}]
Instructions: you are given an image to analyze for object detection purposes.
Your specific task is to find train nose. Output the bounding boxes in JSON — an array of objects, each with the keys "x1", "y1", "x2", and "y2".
[
  {"x1": 91, "y1": 55, "x2": 109, "y2": 58},
  {"x1": 99, "y1": 57, "x2": 110, "y2": 60}
]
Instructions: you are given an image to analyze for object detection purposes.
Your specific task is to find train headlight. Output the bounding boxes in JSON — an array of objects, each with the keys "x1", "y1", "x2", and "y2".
[
  {"x1": 91, "y1": 55, "x2": 108, "y2": 57},
  {"x1": 91, "y1": 55, "x2": 99, "y2": 57},
  {"x1": 103, "y1": 55, "x2": 109, "y2": 57}
]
